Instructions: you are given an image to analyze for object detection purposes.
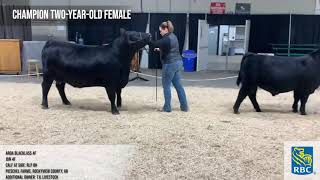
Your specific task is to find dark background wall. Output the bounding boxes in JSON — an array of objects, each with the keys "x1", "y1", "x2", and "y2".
[
  {"x1": 68, "y1": 13, "x2": 148, "y2": 45},
  {"x1": 290, "y1": 15, "x2": 320, "y2": 45},
  {"x1": 67, "y1": 13, "x2": 320, "y2": 68},
  {"x1": 248, "y1": 15, "x2": 290, "y2": 53},
  {"x1": 188, "y1": 14, "x2": 205, "y2": 53}
]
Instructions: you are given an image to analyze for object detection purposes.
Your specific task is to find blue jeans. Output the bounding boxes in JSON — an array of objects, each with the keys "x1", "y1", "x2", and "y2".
[{"x1": 162, "y1": 60, "x2": 188, "y2": 112}]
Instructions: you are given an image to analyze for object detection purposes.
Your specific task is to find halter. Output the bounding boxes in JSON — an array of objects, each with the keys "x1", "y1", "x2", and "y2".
[{"x1": 128, "y1": 32, "x2": 150, "y2": 54}]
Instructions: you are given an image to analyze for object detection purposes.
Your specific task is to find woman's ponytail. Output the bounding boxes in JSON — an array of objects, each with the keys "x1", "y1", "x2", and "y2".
[
  {"x1": 166, "y1": 20, "x2": 174, "y2": 33},
  {"x1": 160, "y1": 20, "x2": 174, "y2": 33}
]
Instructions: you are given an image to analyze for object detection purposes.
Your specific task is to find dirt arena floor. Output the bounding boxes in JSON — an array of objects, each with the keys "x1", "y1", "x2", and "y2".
[{"x1": 1, "y1": 77, "x2": 320, "y2": 179}]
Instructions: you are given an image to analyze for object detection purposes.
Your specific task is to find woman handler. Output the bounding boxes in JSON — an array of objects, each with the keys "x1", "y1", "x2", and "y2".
[{"x1": 149, "y1": 20, "x2": 189, "y2": 112}]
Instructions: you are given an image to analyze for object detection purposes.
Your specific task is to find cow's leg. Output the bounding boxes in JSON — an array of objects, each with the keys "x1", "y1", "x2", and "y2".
[
  {"x1": 41, "y1": 75, "x2": 54, "y2": 109},
  {"x1": 105, "y1": 87, "x2": 119, "y2": 115},
  {"x1": 299, "y1": 94, "x2": 310, "y2": 115},
  {"x1": 248, "y1": 86, "x2": 261, "y2": 112},
  {"x1": 292, "y1": 90, "x2": 300, "y2": 113},
  {"x1": 116, "y1": 88, "x2": 122, "y2": 108},
  {"x1": 56, "y1": 82, "x2": 71, "y2": 105},
  {"x1": 233, "y1": 86, "x2": 249, "y2": 114}
]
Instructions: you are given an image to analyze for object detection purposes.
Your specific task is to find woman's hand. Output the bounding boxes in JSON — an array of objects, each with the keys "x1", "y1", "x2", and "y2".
[{"x1": 154, "y1": 48, "x2": 160, "y2": 52}]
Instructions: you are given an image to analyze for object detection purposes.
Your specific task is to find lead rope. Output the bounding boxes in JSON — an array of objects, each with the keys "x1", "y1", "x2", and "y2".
[
  {"x1": 0, "y1": 71, "x2": 237, "y2": 82},
  {"x1": 155, "y1": 32, "x2": 159, "y2": 102}
]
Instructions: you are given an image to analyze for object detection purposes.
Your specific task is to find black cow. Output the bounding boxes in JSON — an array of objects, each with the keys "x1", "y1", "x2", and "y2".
[
  {"x1": 41, "y1": 29, "x2": 151, "y2": 115},
  {"x1": 234, "y1": 51, "x2": 320, "y2": 115}
]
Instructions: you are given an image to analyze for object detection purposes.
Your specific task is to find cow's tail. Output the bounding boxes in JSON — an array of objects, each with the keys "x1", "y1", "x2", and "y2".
[
  {"x1": 41, "y1": 41, "x2": 52, "y2": 74},
  {"x1": 237, "y1": 52, "x2": 253, "y2": 86},
  {"x1": 236, "y1": 72, "x2": 241, "y2": 86}
]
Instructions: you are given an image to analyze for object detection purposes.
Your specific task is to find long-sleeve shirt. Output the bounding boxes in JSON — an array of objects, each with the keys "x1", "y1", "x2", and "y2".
[{"x1": 149, "y1": 32, "x2": 182, "y2": 64}]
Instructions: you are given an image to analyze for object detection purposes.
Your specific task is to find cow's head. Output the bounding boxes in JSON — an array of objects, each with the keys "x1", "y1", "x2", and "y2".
[{"x1": 120, "y1": 28, "x2": 151, "y2": 51}]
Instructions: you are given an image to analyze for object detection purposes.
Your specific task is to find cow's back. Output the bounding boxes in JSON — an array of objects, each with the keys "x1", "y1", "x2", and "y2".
[
  {"x1": 42, "y1": 41, "x2": 121, "y2": 88},
  {"x1": 239, "y1": 54, "x2": 318, "y2": 95}
]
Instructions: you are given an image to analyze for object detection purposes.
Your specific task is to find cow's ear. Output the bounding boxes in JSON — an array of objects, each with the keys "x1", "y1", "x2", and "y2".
[{"x1": 120, "y1": 28, "x2": 126, "y2": 35}]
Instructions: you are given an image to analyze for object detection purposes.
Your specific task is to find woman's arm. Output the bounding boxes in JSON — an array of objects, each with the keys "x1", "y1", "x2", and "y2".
[{"x1": 149, "y1": 36, "x2": 170, "y2": 51}]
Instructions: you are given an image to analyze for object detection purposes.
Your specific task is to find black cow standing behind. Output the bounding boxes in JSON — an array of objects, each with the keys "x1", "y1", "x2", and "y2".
[
  {"x1": 41, "y1": 29, "x2": 151, "y2": 114},
  {"x1": 234, "y1": 51, "x2": 320, "y2": 115}
]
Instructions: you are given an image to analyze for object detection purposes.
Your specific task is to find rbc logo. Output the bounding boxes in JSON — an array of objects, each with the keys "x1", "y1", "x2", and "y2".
[{"x1": 291, "y1": 147, "x2": 313, "y2": 175}]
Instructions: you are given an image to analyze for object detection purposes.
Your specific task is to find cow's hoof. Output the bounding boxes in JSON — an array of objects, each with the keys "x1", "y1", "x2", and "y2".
[
  {"x1": 63, "y1": 101, "x2": 71, "y2": 106},
  {"x1": 256, "y1": 109, "x2": 262, "y2": 112},
  {"x1": 300, "y1": 112, "x2": 307, "y2": 115},
  {"x1": 233, "y1": 110, "x2": 240, "y2": 114},
  {"x1": 41, "y1": 105, "x2": 48, "y2": 109},
  {"x1": 112, "y1": 110, "x2": 120, "y2": 115},
  {"x1": 292, "y1": 109, "x2": 298, "y2": 113}
]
